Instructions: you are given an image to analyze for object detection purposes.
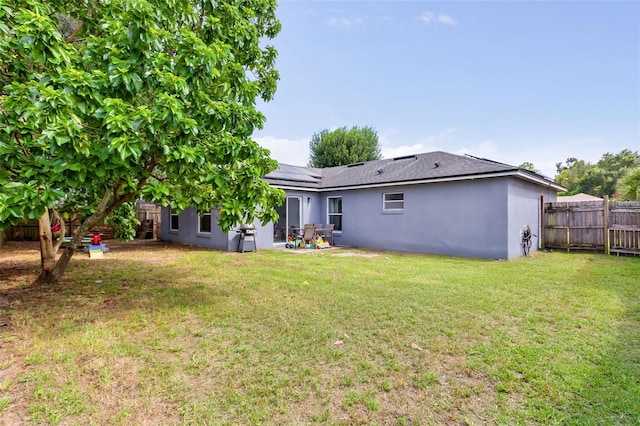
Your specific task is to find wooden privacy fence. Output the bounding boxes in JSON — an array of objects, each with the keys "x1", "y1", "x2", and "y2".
[
  {"x1": 7, "y1": 203, "x2": 161, "y2": 242},
  {"x1": 135, "y1": 204, "x2": 161, "y2": 240},
  {"x1": 9, "y1": 217, "x2": 115, "y2": 241},
  {"x1": 544, "y1": 197, "x2": 640, "y2": 255}
]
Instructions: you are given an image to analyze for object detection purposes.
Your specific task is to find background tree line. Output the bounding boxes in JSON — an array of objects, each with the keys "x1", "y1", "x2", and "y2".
[{"x1": 554, "y1": 149, "x2": 640, "y2": 200}]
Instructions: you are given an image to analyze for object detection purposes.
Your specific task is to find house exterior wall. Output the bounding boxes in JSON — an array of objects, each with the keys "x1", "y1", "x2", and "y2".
[
  {"x1": 161, "y1": 207, "x2": 230, "y2": 250},
  {"x1": 506, "y1": 178, "x2": 559, "y2": 259},
  {"x1": 160, "y1": 177, "x2": 557, "y2": 259},
  {"x1": 159, "y1": 196, "x2": 314, "y2": 251},
  {"x1": 320, "y1": 178, "x2": 510, "y2": 259}
]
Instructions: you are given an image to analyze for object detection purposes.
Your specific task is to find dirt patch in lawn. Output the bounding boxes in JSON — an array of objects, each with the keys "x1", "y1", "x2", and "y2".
[
  {"x1": 0, "y1": 240, "x2": 194, "y2": 285},
  {"x1": 0, "y1": 240, "x2": 196, "y2": 317}
]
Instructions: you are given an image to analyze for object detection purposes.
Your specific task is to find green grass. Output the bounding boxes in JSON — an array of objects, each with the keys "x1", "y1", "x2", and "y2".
[{"x1": 1, "y1": 246, "x2": 639, "y2": 425}]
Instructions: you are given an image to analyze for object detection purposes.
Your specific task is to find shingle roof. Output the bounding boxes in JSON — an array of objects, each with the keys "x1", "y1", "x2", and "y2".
[{"x1": 265, "y1": 151, "x2": 560, "y2": 190}]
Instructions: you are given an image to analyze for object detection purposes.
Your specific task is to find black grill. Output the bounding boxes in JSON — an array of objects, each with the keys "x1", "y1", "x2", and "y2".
[{"x1": 237, "y1": 224, "x2": 257, "y2": 252}]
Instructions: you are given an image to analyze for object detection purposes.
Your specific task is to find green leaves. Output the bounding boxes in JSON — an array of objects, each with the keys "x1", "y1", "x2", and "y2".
[
  {"x1": 556, "y1": 150, "x2": 640, "y2": 197},
  {"x1": 1, "y1": 0, "x2": 282, "y2": 238},
  {"x1": 309, "y1": 126, "x2": 382, "y2": 168},
  {"x1": 617, "y1": 168, "x2": 640, "y2": 201}
]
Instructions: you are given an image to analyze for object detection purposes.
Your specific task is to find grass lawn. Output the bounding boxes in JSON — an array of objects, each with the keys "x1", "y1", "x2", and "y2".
[{"x1": 0, "y1": 241, "x2": 638, "y2": 425}]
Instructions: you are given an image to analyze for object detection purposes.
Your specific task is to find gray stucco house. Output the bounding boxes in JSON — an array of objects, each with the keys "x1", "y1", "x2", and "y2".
[{"x1": 160, "y1": 151, "x2": 564, "y2": 259}]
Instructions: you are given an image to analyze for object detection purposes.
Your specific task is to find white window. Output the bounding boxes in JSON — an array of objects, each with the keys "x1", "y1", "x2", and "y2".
[
  {"x1": 170, "y1": 209, "x2": 179, "y2": 231},
  {"x1": 327, "y1": 196, "x2": 342, "y2": 231},
  {"x1": 383, "y1": 192, "x2": 404, "y2": 211},
  {"x1": 198, "y1": 212, "x2": 212, "y2": 234}
]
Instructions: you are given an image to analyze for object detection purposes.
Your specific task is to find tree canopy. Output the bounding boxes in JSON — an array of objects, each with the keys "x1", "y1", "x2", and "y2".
[
  {"x1": 555, "y1": 150, "x2": 640, "y2": 198},
  {"x1": 0, "y1": 0, "x2": 284, "y2": 283},
  {"x1": 308, "y1": 126, "x2": 381, "y2": 168}
]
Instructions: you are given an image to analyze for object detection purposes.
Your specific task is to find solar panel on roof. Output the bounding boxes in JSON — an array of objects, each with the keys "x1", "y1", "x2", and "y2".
[{"x1": 265, "y1": 164, "x2": 322, "y2": 183}]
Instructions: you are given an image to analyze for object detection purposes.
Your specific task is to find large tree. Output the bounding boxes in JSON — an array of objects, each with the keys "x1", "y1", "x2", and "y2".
[
  {"x1": 0, "y1": 0, "x2": 284, "y2": 284},
  {"x1": 308, "y1": 125, "x2": 381, "y2": 168},
  {"x1": 555, "y1": 150, "x2": 640, "y2": 197}
]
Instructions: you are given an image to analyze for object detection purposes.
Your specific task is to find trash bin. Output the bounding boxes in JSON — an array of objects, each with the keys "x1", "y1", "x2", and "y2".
[{"x1": 237, "y1": 224, "x2": 257, "y2": 253}]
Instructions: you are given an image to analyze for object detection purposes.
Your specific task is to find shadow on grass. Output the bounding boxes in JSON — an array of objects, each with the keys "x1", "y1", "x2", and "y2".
[{"x1": 0, "y1": 241, "x2": 227, "y2": 333}]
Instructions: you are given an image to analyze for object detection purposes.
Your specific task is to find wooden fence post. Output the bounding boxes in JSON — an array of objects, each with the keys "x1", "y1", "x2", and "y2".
[
  {"x1": 603, "y1": 195, "x2": 610, "y2": 255},
  {"x1": 566, "y1": 206, "x2": 570, "y2": 252},
  {"x1": 540, "y1": 195, "x2": 545, "y2": 249}
]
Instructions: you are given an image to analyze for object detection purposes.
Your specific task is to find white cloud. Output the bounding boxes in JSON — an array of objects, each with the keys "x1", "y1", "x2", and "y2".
[
  {"x1": 420, "y1": 127, "x2": 456, "y2": 145},
  {"x1": 419, "y1": 11, "x2": 434, "y2": 24},
  {"x1": 438, "y1": 14, "x2": 458, "y2": 26},
  {"x1": 327, "y1": 15, "x2": 364, "y2": 29},
  {"x1": 381, "y1": 128, "x2": 455, "y2": 158},
  {"x1": 419, "y1": 11, "x2": 458, "y2": 27},
  {"x1": 327, "y1": 9, "x2": 365, "y2": 29},
  {"x1": 382, "y1": 143, "x2": 440, "y2": 159},
  {"x1": 254, "y1": 136, "x2": 309, "y2": 166},
  {"x1": 382, "y1": 139, "x2": 498, "y2": 162}
]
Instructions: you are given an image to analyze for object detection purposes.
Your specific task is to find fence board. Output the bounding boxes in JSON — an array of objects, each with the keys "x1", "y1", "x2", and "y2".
[
  {"x1": 8, "y1": 203, "x2": 163, "y2": 242},
  {"x1": 10, "y1": 216, "x2": 115, "y2": 241},
  {"x1": 544, "y1": 198, "x2": 640, "y2": 255},
  {"x1": 135, "y1": 204, "x2": 161, "y2": 240}
]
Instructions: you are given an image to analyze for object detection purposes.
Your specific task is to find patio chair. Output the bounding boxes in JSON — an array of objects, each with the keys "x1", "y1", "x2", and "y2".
[
  {"x1": 299, "y1": 224, "x2": 316, "y2": 249},
  {"x1": 312, "y1": 224, "x2": 323, "y2": 239},
  {"x1": 321, "y1": 223, "x2": 335, "y2": 246}
]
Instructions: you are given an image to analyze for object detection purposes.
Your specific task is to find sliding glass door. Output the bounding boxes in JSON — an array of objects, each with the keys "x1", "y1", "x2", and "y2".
[{"x1": 273, "y1": 196, "x2": 301, "y2": 243}]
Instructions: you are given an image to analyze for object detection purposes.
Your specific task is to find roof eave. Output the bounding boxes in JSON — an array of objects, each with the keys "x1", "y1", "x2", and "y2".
[
  {"x1": 321, "y1": 170, "x2": 564, "y2": 192},
  {"x1": 514, "y1": 170, "x2": 566, "y2": 192},
  {"x1": 265, "y1": 170, "x2": 565, "y2": 192}
]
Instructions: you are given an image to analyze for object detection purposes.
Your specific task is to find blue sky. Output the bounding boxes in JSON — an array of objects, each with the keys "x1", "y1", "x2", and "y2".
[{"x1": 253, "y1": 1, "x2": 640, "y2": 177}]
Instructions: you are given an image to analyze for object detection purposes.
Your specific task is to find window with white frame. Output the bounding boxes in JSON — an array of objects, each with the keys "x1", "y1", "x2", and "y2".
[
  {"x1": 327, "y1": 196, "x2": 342, "y2": 231},
  {"x1": 383, "y1": 192, "x2": 404, "y2": 211},
  {"x1": 198, "y1": 211, "x2": 212, "y2": 234},
  {"x1": 170, "y1": 209, "x2": 179, "y2": 231}
]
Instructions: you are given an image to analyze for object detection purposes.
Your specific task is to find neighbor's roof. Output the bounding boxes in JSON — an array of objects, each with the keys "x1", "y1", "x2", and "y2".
[
  {"x1": 556, "y1": 193, "x2": 603, "y2": 202},
  {"x1": 265, "y1": 151, "x2": 565, "y2": 192}
]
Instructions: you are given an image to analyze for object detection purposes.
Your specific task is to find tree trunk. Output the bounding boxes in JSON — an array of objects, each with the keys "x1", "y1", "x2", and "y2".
[
  {"x1": 37, "y1": 190, "x2": 115, "y2": 284},
  {"x1": 36, "y1": 209, "x2": 70, "y2": 284},
  {"x1": 35, "y1": 188, "x2": 131, "y2": 284},
  {"x1": 51, "y1": 209, "x2": 66, "y2": 253},
  {"x1": 37, "y1": 210, "x2": 57, "y2": 284},
  {"x1": 50, "y1": 245, "x2": 76, "y2": 282},
  {"x1": 39, "y1": 218, "x2": 98, "y2": 284}
]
